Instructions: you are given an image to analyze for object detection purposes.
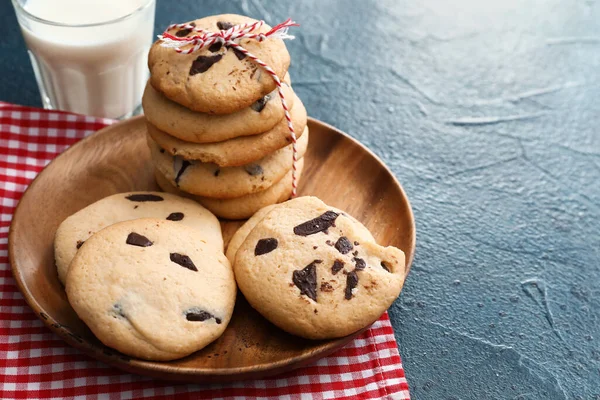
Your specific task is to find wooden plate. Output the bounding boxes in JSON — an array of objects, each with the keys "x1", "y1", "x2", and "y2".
[{"x1": 9, "y1": 116, "x2": 415, "y2": 382}]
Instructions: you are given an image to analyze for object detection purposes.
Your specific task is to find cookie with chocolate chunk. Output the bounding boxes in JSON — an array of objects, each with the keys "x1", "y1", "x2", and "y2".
[
  {"x1": 154, "y1": 158, "x2": 305, "y2": 220},
  {"x1": 146, "y1": 93, "x2": 307, "y2": 166},
  {"x1": 149, "y1": 14, "x2": 290, "y2": 114},
  {"x1": 142, "y1": 74, "x2": 294, "y2": 143},
  {"x1": 66, "y1": 219, "x2": 236, "y2": 361},
  {"x1": 54, "y1": 191, "x2": 222, "y2": 284},
  {"x1": 149, "y1": 128, "x2": 308, "y2": 198},
  {"x1": 232, "y1": 196, "x2": 406, "y2": 339}
]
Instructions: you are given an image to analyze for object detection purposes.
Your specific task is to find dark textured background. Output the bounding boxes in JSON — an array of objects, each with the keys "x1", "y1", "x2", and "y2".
[{"x1": 2, "y1": 0, "x2": 600, "y2": 398}]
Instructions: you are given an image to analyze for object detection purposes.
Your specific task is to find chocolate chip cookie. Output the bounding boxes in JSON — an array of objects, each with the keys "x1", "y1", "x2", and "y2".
[
  {"x1": 66, "y1": 219, "x2": 236, "y2": 361},
  {"x1": 142, "y1": 75, "x2": 294, "y2": 143},
  {"x1": 154, "y1": 158, "x2": 305, "y2": 220},
  {"x1": 148, "y1": 14, "x2": 290, "y2": 114},
  {"x1": 232, "y1": 196, "x2": 406, "y2": 339}
]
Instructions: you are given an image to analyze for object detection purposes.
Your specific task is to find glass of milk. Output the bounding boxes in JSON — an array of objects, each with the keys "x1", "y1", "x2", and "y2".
[{"x1": 11, "y1": 0, "x2": 156, "y2": 119}]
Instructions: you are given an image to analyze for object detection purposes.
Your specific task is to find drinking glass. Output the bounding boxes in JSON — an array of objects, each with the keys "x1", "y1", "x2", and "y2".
[{"x1": 11, "y1": 0, "x2": 156, "y2": 119}]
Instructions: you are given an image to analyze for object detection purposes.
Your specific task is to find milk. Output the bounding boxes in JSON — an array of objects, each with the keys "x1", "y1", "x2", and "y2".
[{"x1": 16, "y1": 0, "x2": 155, "y2": 119}]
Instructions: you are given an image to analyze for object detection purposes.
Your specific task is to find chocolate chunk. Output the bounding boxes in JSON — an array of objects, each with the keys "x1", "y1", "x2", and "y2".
[
  {"x1": 320, "y1": 282, "x2": 334, "y2": 292},
  {"x1": 170, "y1": 253, "x2": 198, "y2": 271},
  {"x1": 174, "y1": 157, "x2": 191, "y2": 186},
  {"x1": 244, "y1": 163, "x2": 264, "y2": 176},
  {"x1": 292, "y1": 260, "x2": 321, "y2": 301},
  {"x1": 126, "y1": 232, "x2": 153, "y2": 247},
  {"x1": 76, "y1": 240, "x2": 85, "y2": 249},
  {"x1": 125, "y1": 194, "x2": 164, "y2": 202},
  {"x1": 334, "y1": 236, "x2": 353, "y2": 254},
  {"x1": 353, "y1": 257, "x2": 366, "y2": 271},
  {"x1": 293, "y1": 211, "x2": 339, "y2": 236},
  {"x1": 331, "y1": 259, "x2": 344, "y2": 275},
  {"x1": 231, "y1": 47, "x2": 247, "y2": 60},
  {"x1": 251, "y1": 95, "x2": 270, "y2": 112},
  {"x1": 352, "y1": 250, "x2": 359, "y2": 256},
  {"x1": 175, "y1": 22, "x2": 196, "y2": 37},
  {"x1": 214, "y1": 168, "x2": 220, "y2": 177},
  {"x1": 176, "y1": 28, "x2": 191, "y2": 37},
  {"x1": 381, "y1": 261, "x2": 391, "y2": 272},
  {"x1": 345, "y1": 271, "x2": 359, "y2": 300},
  {"x1": 112, "y1": 303, "x2": 126, "y2": 318},
  {"x1": 185, "y1": 309, "x2": 222, "y2": 324},
  {"x1": 354, "y1": 241, "x2": 360, "y2": 246},
  {"x1": 166, "y1": 212, "x2": 184, "y2": 221},
  {"x1": 254, "y1": 238, "x2": 278, "y2": 256},
  {"x1": 217, "y1": 21, "x2": 234, "y2": 30},
  {"x1": 209, "y1": 41, "x2": 223, "y2": 52},
  {"x1": 189, "y1": 54, "x2": 223, "y2": 75}
]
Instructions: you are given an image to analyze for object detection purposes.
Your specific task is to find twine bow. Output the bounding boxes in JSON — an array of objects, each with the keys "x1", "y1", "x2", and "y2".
[{"x1": 158, "y1": 19, "x2": 300, "y2": 197}]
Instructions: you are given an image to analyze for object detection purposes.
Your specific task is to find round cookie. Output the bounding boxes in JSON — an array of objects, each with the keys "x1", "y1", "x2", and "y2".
[
  {"x1": 66, "y1": 219, "x2": 236, "y2": 361},
  {"x1": 149, "y1": 128, "x2": 309, "y2": 198},
  {"x1": 225, "y1": 199, "x2": 375, "y2": 264},
  {"x1": 142, "y1": 75, "x2": 294, "y2": 143},
  {"x1": 149, "y1": 14, "x2": 291, "y2": 114},
  {"x1": 155, "y1": 158, "x2": 305, "y2": 220},
  {"x1": 54, "y1": 191, "x2": 223, "y2": 284},
  {"x1": 233, "y1": 196, "x2": 406, "y2": 339},
  {"x1": 146, "y1": 93, "x2": 307, "y2": 166}
]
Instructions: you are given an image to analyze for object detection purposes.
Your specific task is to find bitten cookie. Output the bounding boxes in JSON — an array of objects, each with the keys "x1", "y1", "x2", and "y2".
[
  {"x1": 66, "y1": 219, "x2": 236, "y2": 361},
  {"x1": 146, "y1": 93, "x2": 307, "y2": 166},
  {"x1": 54, "y1": 191, "x2": 222, "y2": 284},
  {"x1": 149, "y1": 129, "x2": 309, "y2": 198},
  {"x1": 149, "y1": 14, "x2": 290, "y2": 114},
  {"x1": 155, "y1": 158, "x2": 304, "y2": 220},
  {"x1": 233, "y1": 196, "x2": 406, "y2": 339},
  {"x1": 142, "y1": 75, "x2": 294, "y2": 143}
]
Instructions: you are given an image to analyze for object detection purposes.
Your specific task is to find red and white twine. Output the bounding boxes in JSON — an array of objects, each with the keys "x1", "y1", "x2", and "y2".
[{"x1": 158, "y1": 19, "x2": 301, "y2": 197}]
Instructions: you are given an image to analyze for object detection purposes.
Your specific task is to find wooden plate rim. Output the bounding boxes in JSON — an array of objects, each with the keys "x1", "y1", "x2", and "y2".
[{"x1": 8, "y1": 116, "x2": 416, "y2": 378}]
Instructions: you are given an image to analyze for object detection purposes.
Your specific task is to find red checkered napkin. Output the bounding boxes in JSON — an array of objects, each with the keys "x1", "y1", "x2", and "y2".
[{"x1": 0, "y1": 102, "x2": 410, "y2": 400}]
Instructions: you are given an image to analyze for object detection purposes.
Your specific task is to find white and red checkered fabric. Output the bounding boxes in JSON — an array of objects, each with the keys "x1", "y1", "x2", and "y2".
[{"x1": 0, "y1": 102, "x2": 410, "y2": 400}]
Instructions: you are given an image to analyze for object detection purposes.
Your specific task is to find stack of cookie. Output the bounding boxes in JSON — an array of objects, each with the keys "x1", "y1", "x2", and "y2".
[{"x1": 143, "y1": 14, "x2": 308, "y2": 220}]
